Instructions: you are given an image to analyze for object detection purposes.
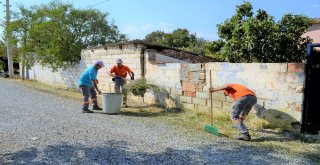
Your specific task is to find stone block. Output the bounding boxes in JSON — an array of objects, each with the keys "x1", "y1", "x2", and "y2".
[
  {"x1": 189, "y1": 71, "x2": 201, "y2": 83},
  {"x1": 208, "y1": 62, "x2": 246, "y2": 72},
  {"x1": 265, "y1": 81, "x2": 289, "y2": 91},
  {"x1": 265, "y1": 63, "x2": 288, "y2": 73},
  {"x1": 182, "y1": 103, "x2": 195, "y2": 111},
  {"x1": 179, "y1": 68, "x2": 189, "y2": 81},
  {"x1": 207, "y1": 100, "x2": 223, "y2": 109},
  {"x1": 196, "y1": 91, "x2": 209, "y2": 99},
  {"x1": 171, "y1": 88, "x2": 183, "y2": 95},
  {"x1": 211, "y1": 91, "x2": 226, "y2": 102},
  {"x1": 286, "y1": 73, "x2": 305, "y2": 84},
  {"x1": 192, "y1": 98, "x2": 207, "y2": 106},
  {"x1": 187, "y1": 64, "x2": 201, "y2": 72},
  {"x1": 180, "y1": 96, "x2": 192, "y2": 103}
]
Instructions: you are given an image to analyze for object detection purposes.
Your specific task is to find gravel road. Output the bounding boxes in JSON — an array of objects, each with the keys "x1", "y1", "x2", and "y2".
[{"x1": 0, "y1": 79, "x2": 317, "y2": 164}]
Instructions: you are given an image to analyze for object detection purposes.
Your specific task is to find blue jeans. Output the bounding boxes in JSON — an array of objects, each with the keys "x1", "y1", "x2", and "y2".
[
  {"x1": 231, "y1": 95, "x2": 257, "y2": 133},
  {"x1": 80, "y1": 85, "x2": 98, "y2": 110}
]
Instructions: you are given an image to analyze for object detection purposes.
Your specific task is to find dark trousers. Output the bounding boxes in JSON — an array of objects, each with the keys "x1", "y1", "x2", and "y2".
[{"x1": 80, "y1": 85, "x2": 98, "y2": 110}]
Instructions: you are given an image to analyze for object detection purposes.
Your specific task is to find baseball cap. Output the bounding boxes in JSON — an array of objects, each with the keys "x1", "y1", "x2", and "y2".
[
  {"x1": 116, "y1": 58, "x2": 123, "y2": 64},
  {"x1": 95, "y1": 61, "x2": 105, "y2": 67}
]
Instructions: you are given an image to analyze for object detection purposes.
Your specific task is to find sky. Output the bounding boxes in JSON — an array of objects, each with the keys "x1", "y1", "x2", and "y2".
[{"x1": 0, "y1": 0, "x2": 319, "y2": 41}]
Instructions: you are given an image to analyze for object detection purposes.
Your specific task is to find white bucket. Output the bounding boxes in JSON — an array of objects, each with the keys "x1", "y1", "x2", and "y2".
[{"x1": 102, "y1": 93, "x2": 122, "y2": 114}]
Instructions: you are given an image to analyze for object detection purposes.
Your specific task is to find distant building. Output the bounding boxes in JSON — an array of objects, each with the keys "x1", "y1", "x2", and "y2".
[{"x1": 302, "y1": 18, "x2": 320, "y2": 43}]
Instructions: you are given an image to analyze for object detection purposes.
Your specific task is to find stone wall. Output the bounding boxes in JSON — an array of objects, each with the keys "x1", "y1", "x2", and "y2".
[
  {"x1": 28, "y1": 44, "x2": 145, "y2": 92},
  {"x1": 142, "y1": 62, "x2": 305, "y2": 128},
  {"x1": 27, "y1": 43, "x2": 306, "y2": 129}
]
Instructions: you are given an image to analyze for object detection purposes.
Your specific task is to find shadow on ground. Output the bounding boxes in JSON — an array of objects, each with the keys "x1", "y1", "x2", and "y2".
[
  {"x1": 253, "y1": 104, "x2": 301, "y2": 131},
  {"x1": 1, "y1": 139, "x2": 318, "y2": 164},
  {"x1": 251, "y1": 129, "x2": 320, "y2": 144}
]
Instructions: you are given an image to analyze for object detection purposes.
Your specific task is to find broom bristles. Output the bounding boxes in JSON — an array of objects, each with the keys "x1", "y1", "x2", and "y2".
[{"x1": 204, "y1": 124, "x2": 219, "y2": 135}]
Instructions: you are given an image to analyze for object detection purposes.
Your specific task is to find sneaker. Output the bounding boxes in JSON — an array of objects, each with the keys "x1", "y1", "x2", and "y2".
[
  {"x1": 93, "y1": 105, "x2": 102, "y2": 111},
  {"x1": 237, "y1": 132, "x2": 251, "y2": 141},
  {"x1": 82, "y1": 109, "x2": 93, "y2": 113}
]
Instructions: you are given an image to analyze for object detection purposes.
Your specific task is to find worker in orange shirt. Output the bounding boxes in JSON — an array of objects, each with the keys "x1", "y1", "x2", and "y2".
[
  {"x1": 109, "y1": 58, "x2": 134, "y2": 107},
  {"x1": 209, "y1": 84, "x2": 257, "y2": 141}
]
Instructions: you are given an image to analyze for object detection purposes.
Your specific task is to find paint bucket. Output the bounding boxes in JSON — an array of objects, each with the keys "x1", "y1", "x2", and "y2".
[{"x1": 102, "y1": 93, "x2": 122, "y2": 114}]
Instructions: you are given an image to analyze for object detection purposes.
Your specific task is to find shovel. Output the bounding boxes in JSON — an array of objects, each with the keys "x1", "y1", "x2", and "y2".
[{"x1": 204, "y1": 70, "x2": 219, "y2": 135}]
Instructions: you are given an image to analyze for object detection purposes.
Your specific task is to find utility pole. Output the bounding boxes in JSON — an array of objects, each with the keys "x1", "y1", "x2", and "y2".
[{"x1": 5, "y1": 0, "x2": 13, "y2": 78}]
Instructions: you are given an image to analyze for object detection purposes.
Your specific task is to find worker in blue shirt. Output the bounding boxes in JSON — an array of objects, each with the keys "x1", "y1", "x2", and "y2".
[{"x1": 78, "y1": 61, "x2": 104, "y2": 113}]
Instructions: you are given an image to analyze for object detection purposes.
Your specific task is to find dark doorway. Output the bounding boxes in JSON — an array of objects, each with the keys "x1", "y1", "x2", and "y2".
[{"x1": 302, "y1": 43, "x2": 320, "y2": 134}]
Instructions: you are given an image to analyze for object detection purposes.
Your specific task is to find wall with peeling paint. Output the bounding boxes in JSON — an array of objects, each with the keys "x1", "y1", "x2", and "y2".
[{"x1": 27, "y1": 43, "x2": 306, "y2": 129}]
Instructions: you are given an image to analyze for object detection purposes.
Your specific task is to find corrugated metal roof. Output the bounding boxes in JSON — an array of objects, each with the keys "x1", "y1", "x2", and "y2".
[{"x1": 101, "y1": 40, "x2": 221, "y2": 63}]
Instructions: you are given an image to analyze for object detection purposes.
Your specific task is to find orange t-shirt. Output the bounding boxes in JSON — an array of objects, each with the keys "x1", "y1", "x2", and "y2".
[
  {"x1": 109, "y1": 65, "x2": 132, "y2": 78},
  {"x1": 224, "y1": 84, "x2": 256, "y2": 100}
]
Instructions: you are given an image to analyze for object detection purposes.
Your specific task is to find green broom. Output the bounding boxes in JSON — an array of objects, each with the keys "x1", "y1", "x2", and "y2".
[{"x1": 204, "y1": 70, "x2": 219, "y2": 135}]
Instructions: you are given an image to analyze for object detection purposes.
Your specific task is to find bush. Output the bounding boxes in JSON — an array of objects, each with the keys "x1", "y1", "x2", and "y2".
[{"x1": 125, "y1": 79, "x2": 160, "y2": 97}]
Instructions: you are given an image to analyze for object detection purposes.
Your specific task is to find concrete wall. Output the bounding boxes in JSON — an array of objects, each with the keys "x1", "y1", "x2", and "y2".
[
  {"x1": 142, "y1": 61, "x2": 305, "y2": 128},
  {"x1": 28, "y1": 44, "x2": 145, "y2": 92},
  {"x1": 27, "y1": 43, "x2": 306, "y2": 129}
]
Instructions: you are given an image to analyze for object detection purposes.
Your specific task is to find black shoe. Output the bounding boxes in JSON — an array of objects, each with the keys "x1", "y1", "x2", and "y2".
[
  {"x1": 93, "y1": 106, "x2": 102, "y2": 111},
  {"x1": 82, "y1": 109, "x2": 93, "y2": 113},
  {"x1": 237, "y1": 132, "x2": 251, "y2": 141}
]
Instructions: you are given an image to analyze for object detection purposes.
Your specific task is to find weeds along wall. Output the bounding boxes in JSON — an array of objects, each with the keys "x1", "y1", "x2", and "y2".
[{"x1": 27, "y1": 43, "x2": 305, "y2": 129}]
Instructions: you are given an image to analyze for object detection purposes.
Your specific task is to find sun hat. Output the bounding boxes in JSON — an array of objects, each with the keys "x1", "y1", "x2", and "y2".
[{"x1": 94, "y1": 61, "x2": 105, "y2": 67}]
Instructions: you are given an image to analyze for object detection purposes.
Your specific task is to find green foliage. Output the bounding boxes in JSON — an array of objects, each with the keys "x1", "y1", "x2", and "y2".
[
  {"x1": 143, "y1": 28, "x2": 219, "y2": 58},
  {"x1": 0, "y1": 42, "x2": 7, "y2": 58},
  {"x1": 217, "y1": 2, "x2": 312, "y2": 62},
  {"x1": 7, "y1": 0, "x2": 126, "y2": 71},
  {"x1": 144, "y1": 30, "x2": 168, "y2": 45},
  {"x1": 125, "y1": 79, "x2": 160, "y2": 97}
]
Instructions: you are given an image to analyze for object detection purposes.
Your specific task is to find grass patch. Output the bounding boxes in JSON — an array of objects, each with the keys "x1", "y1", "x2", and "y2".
[{"x1": 4, "y1": 78, "x2": 320, "y2": 162}]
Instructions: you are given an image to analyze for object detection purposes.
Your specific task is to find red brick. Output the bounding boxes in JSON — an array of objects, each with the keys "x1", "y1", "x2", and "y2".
[
  {"x1": 183, "y1": 91, "x2": 196, "y2": 97},
  {"x1": 288, "y1": 63, "x2": 305, "y2": 73},
  {"x1": 182, "y1": 81, "x2": 196, "y2": 92}
]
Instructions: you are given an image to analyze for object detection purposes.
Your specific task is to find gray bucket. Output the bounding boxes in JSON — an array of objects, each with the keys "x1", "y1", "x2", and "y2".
[{"x1": 102, "y1": 93, "x2": 122, "y2": 114}]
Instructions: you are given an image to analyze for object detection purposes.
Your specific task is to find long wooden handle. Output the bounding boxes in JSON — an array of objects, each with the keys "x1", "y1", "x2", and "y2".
[{"x1": 210, "y1": 70, "x2": 213, "y2": 126}]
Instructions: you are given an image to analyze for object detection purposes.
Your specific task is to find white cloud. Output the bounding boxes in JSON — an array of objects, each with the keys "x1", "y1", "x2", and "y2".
[
  {"x1": 123, "y1": 24, "x2": 153, "y2": 34},
  {"x1": 158, "y1": 22, "x2": 174, "y2": 33},
  {"x1": 122, "y1": 24, "x2": 154, "y2": 39},
  {"x1": 312, "y1": 4, "x2": 320, "y2": 8},
  {"x1": 197, "y1": 33, "x2": 219, "y2": 41}
]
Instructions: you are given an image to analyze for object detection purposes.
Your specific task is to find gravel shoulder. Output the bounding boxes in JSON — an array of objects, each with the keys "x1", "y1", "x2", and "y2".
[{"x1": 0, "y1": 78, "x2": 319, "y2": 164}]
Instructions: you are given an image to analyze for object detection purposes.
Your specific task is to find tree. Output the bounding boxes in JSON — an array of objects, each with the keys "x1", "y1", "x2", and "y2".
[
  {"x1": 217, "y1": 2, "x2": 311, "y2": 62},
  {"x1": 143, "y1": 28, "x2": 219, "y2": 57},
  {"x1": 0, "y1": 41, "x2": 7, "y2": 58},
  {"x1": 9, "y1": 5, "x2": 34, "y2": 79},
  {"x1": 10, "y1": 1, "x2": 126, "y2": 71},
  {"x1": 144, "y1": 30, "x2": 168, "y2": 45}
]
